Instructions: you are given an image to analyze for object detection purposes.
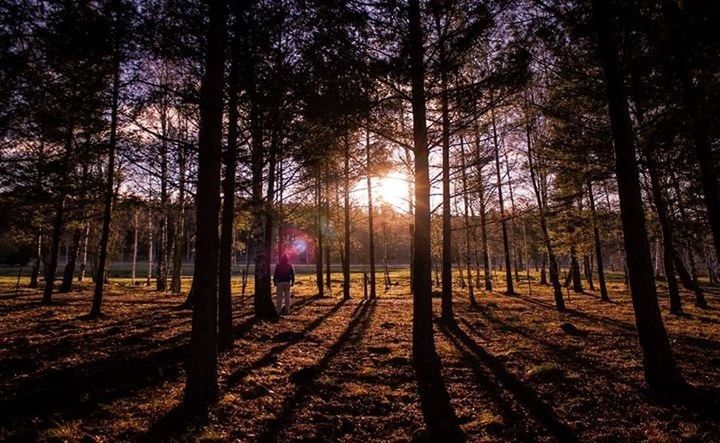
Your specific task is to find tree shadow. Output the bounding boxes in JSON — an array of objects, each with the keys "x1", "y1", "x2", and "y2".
[
  {"x1": 256, "y1": 299, "x2": 376, "y2": 441},
  {"x1": 514, "y1": 293, "x2": 636, "y2": 333},
  {"x1": 438, "y1": 321, "x2": 529, "y2": 439},
  {"x1": 667, "y1": 384, "x2": 720, "y2": 422},
  {"x1": 137, "y1": 403, "x2": 208, "y2": 443},
  {"x1": 0, "y1": 290, "x2": 39, "y2": 301},
  {"x1": 458, "y1": 316, "x2": 645, "y2": 392},
  {"x1": 288, "y1": 293, "x2": 324, "y2": 311},
  {"x1": 413, "y1": 344, "x2": 465, "y2": 442},
  {"x1": 440, "y1": 322, "x2": 578, "y2": 443},
  {"x1": 0, "y1": 316, "x2": 258, "y2": 432},
  {"x1": 222, "y1": 297, "x2": 348, "y2": 387}
]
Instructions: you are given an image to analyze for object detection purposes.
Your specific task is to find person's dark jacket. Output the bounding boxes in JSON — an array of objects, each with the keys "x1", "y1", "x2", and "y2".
[{"x1": 273, "y1": 262, "x2": 295, "y2": 285}]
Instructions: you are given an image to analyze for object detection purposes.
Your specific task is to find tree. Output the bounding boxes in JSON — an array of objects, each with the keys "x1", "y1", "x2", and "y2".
[
  {"x1": 91, "y1": 0, "x2": 126, "y2": 317},
  {"x1": 408, "y1": 0, "x2": 436, "y2": 361},
  {"x1": 183, "y1": 0, "x2": 226, "y2": 414},
  {"x1": 218, "y1": 7, "x2": 244, "y2": 350},
  {"x1": 591, "y1": 0, "x2": 684, "y2": 391}
]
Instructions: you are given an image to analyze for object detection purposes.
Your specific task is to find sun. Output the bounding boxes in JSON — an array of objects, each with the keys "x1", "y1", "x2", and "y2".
[{"x1": 376, "y1": 171, "x2": 410, "y2": 210}]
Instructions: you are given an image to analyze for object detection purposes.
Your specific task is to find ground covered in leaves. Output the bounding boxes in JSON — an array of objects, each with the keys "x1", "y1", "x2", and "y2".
[{"x1": 1, "y1": 271, "x2": 719, "y2": 442}]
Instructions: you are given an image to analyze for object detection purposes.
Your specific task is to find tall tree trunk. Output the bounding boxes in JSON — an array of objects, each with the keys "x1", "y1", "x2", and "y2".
[
  {"x1": 183, "y1": 0, "x2": 226, "y2": 414},
  {"x1": 171, "y1": 142, "x2": 187, "y2": 294},
  {"x1": 276, "y1": 159, "x2": 284, "y2": 261},
  {"x1": 60, "y1": 227, "x2": 82, "y2": 292},
  {"x1": 366, "y1": 128, "x2": 377, "y2": 299},
  {"x1": 342, "y1": 134, "x2": 351, "y2": 300},
  {"x1": 647, "y1": 165, "x2": 682, "y2": 315},
  {"x1": 62, "y1": 163, "x2": 89, "y2": 291},
  {"x1": 218, "y1": 29, "x2": 241, "y2": 349},
  {"x1": 29, "y1": 234, "x2": 41, "y2": 288},
  {"x1": 435, "y1": 11, "x2": 453, "y2": 322},
  {"x1": 503, "y1": 146, "x2": 520, "y2": 282},
  {"x1": 146, "y1": 212, "x2": 153, "y2": 287},
  {"x1": 406, "y1": 147, "x2": 415, "y2": 292},
  {"x1": 662, "y1": 0, "x2": 720, "y2": 267},
  {"x1": 43, "y1": 130, "x2": 73, "y2": 304},
  {"x1": 249, "y1": 68, "x2": 275, "y2": 320},
  {"x1": 569, "y1": 225, "x2": 583, "y2": 293},
  {"x1": 592, "y1": 0, "x2": 684, "y2": 391},
  {"x1": 78, "y1": 222, "x2": 89, "y2": 281},
  {"x1": 408, "y1": 0, "x2": 436, "y2": 360},
  {"x1": 474, "y1": 127, "x2": 492, "y2": 291},
  {"x1": 90, "y1": 29, "x2": 121, "y2": 317},
  {"x1": 669, "y1": 171, "x2": 707, "y2": 306},
  {"x1": 460, "y1": 138, "x2": 478, "y2": 308},
  {"x1": 43, "y1": 200, "x2": 65, "y2": 304},
  {"x1": 630, "y1": 69, "x2": 682, "y2": 315},
  {"x1": 492, "y1": 109, "x2": 515, "y2": 295},
  {"x1": 588, "y1": 180, "x2": 609, "y2": 300},
  {"x1": 315, "y1": 174, "x2": 324, "y2": 297},
  {"x1": 157, "y1": 102, "x2": 169, "y2": 292},
  {"x1": 584, "y1": 255, "x2": 595, "y2": 290},
  {"x1": 325, "y1": 184, "x2": 332, "y2": 292},
  {"x1": 526, "y1": 113, "x2": 564, "y2": 310},
  {"x1": 132, "y1": 211, "x2": 138, "y2": 285},
  {"x1": 262, "y1": 135, "x2": 277, "y2": 311}
]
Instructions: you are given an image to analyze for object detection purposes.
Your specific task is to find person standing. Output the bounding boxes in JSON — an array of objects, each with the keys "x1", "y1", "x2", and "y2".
[{"x1": 274, "y1": 254, "x2": 295, "y2": 314}]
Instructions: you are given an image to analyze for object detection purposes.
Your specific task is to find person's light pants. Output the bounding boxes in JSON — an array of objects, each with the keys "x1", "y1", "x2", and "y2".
[{"x1": 276, "y1": 282, "x2": 291, "y2": 313}]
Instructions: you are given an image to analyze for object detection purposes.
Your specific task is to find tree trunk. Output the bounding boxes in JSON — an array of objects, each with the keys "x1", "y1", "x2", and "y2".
[
  {"x1": 366, "y1": 128, "x2": 377, "y2": 299},
  {"x1": 630, "y1": 69, "x2": 682, "y2": 315},
  {"x1": 474, "y1": 126, "x2": 492, "y2": 291},
  {"x1": 29, "y1": 234, "x2": 41, "y2": 288},
  {"x1": 249, "y1": 72, "x2": 275, "y2": 320},
  {"x1": 406, "y1": 148, "x2": 415, "y2": 293},
  {"x1": 669, "y1": 171, "x2": 707, "y2": 305},
  {"x1": 648, "y1": 166, "x2": 682, "y2": 315},
  {"x1": 492, "y1": 109, "x2": 515, "y2": 295},
  {"x1": 325, "y1": 185, "x2": 332, "y2": 292},
  {"x1": 43, "y1": 130, "x2": 73, "y2": 304},
  {"x1": 90, "y1": 30, "x2": 121, "y2": 317},
  {"x1": 460, "y1": 138, "x2": 478, "y2": 308},
  {"x1": 503, "y1": 146, "x2": 520, "y2": 283},
  {"x1": 408, "y1": 0, "x2": 437, "y2": 360},
  {"x1": 526, "y1": 112, "x2": 564, "y2": 310},
  {"x1": 156, "y1": 87, "x2": 170, "y2": 293},
  {"x1": 588, "y1": 180, "x2": 609, "y2": 300},
  {"x1": 570, "y1": 232, "x2": 583, "y2": 293},
  {"x1": 130, "y1": 211, "x2": 138, "y2": 285},
  {"x1": 60, "y1": 227, "x2": 82, "y2": 292},
  {"x1": 662, "y1": 0, "x2": 720, "y2": 267},
  {"x1": 342, "y1": 135, "x2": 351, "y2": 300},
  {"x1": 218, "y1": 29, "x2": 241, "y2": 349},
  {"x1": 183, "y1": 0, "x2": 225, "y2": 414},
  {"x1": 315, "y1": 175, "x2": 324, "y2": 297},
  {"x1": 592, "y1": 0, "x2": 684, "y2": 391},
  {"x1": 146, "y1": 212, "x2": 153, "y2": 287},
  {"x1": 436, "y1": 11, "x2": 453, "y2": 322},
  {"x1": 171, "y1": 142, "x2": 186, "y2": 294}
]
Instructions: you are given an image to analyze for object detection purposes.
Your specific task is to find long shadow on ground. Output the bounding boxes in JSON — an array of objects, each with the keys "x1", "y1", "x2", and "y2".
[
  {"x1": 256, "y1": 298, "x2": 376, "y2": 442},
  {"x1": 139, "y1": 297, "x2": 347, "y2": 442},
  {"x1": 0, "y1": 316, "x2": 258, "y2": 436},
  {"x1": 440, "y1": 322, "x2": 578, "y2": 443},
  {"x1": 413, "y1": 331, "x2": 465, "y2": 443}
]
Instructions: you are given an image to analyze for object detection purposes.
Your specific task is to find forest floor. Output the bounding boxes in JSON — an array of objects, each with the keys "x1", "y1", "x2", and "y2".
[{"x1": 1, "y1": 271, "x2": 720, "y2": 442}]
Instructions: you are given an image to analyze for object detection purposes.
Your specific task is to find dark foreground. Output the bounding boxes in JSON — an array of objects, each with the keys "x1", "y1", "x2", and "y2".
[{"x1": 1, "y1": 275, "x2": 719, "y2": 442}]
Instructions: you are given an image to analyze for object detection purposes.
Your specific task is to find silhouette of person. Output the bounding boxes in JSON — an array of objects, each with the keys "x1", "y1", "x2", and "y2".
[{"x1": 273, "y1": 254, "x2": 295, "y2": 314}]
